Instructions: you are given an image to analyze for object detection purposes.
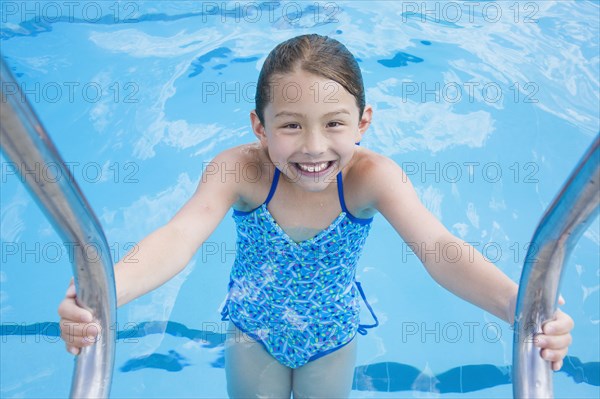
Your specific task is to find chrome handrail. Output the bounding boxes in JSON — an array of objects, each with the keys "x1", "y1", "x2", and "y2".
[
  {"x1": 513, "y1": 134, "x2": 599, "y2": 398},
  {"x1": 1, "y1": 57, "x2": 116, "y2": 398}
]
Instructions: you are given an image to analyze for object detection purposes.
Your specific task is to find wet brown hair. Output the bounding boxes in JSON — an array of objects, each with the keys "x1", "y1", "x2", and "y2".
[{"x1": 255, "y1": 34, "x2": 365, "y2": 126}]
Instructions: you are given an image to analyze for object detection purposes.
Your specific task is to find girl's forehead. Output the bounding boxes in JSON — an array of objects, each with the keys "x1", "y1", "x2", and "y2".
[
  {"x1": 270, "y1": 69, "x2": 337, "y2": 87},
  {"x1": 266, "y1": 71, "x2": 356, "y2": 108}
]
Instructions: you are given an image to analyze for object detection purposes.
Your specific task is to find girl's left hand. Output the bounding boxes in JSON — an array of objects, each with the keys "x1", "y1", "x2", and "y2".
[{"x1": 534, "y1": 297, "x2": 574, "y2": 371}]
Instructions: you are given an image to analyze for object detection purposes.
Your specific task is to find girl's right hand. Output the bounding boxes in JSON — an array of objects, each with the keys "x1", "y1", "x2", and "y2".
[{"x1": 58, "y1": 280, "x2": 101, "y2": 355}]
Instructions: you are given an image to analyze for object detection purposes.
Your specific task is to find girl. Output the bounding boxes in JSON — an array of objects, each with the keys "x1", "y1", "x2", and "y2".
[{"x1": 59, "y1": 34, "x2": 574, "y2": 398}]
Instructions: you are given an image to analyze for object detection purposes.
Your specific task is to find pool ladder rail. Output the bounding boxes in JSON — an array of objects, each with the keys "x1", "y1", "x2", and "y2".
[
  {"x1": 1, "y1": 58, "x2": 116, "y2": 397},
  {"x1": 513, "y1": 133, "x2": 599, "y2": 398},
  {"x1": 1, "y1": 54, "x2": 598, "y2": 398}
]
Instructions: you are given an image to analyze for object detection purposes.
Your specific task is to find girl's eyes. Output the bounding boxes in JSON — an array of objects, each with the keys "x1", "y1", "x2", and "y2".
[{"x1": 281, "y1": 122, "x2": 344, "y2": 129}]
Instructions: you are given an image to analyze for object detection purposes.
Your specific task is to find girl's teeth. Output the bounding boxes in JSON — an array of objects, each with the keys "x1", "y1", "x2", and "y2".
[{"x1": 297, "y1": 161, "x2": 329, "y2": 173}]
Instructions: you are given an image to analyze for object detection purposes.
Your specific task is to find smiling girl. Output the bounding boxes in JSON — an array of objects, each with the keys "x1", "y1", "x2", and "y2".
[{"x1": 59, "y1": 34, "x2": 574, "y2": 398}]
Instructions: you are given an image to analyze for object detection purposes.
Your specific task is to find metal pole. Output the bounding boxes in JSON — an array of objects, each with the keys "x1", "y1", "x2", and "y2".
[
  {"x1": 513, "y1": 134, "x2": 599, "y2": 398},
  {"x1": 1, "y1": 57, "x2": 116, "y2": 398}
]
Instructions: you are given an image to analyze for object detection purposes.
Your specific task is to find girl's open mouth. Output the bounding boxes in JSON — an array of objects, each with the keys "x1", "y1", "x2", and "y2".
[{"x1": 292, "y1": 161, "x2": 336, "y2": 177}]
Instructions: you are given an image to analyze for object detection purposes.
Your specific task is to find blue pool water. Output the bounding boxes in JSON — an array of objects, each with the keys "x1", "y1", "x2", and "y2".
[{"x1": 1, "y1": 1, "x2": 599, "y2": 397}]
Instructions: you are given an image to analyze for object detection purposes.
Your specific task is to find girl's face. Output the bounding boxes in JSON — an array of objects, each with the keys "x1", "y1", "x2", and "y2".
[{"x1": 251, "y1": 69, "x2": 372, "y2": 192}]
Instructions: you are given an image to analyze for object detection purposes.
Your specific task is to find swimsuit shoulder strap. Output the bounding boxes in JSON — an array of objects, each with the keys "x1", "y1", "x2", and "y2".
[
  {"x1": 264, "y1": 167, "x2": 280, "y2": 206},
  {"x1": 336, "y1": 171, "x2": 350, "y2": 214},
  {"x1": 336, "y1": 171, "x2": 374, "y2": 225}
]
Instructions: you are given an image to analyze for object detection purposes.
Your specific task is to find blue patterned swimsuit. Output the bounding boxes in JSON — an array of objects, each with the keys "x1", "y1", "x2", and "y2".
[{"x1": 221, "y1": 167, "x2": 379, "y2": 369}]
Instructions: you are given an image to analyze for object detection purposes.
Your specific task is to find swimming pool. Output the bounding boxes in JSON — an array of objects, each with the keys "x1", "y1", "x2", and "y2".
[{"x1": 1, "y1": 1, "x2": 598, "y2": 397}]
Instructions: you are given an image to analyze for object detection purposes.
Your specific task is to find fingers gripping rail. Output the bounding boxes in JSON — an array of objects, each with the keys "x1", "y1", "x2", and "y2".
[
  {"x1": 1, "y1": 58, "x2": 116, "y2": 398},
  {"x1": 513, "y1": 133, "x2": 599, "y2": 398}
]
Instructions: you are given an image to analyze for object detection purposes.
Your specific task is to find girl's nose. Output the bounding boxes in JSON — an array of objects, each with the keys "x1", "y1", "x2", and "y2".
[{"x1": 302, "y1": 131, "x2": 327, "y2": 156}]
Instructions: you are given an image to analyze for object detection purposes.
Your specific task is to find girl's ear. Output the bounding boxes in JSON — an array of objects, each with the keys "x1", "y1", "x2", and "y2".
[
  {"x1": 356, "y1": 104, "x2": 373, "y2": 141},
  {"x1": 250, "y1": 110, "x2": 268, "y2": 145}
]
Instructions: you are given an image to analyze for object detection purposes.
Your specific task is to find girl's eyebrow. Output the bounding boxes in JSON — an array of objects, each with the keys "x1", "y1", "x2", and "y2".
[
  {"x1": 273, "y1": 109, "x2": 351, "y2": 119},
  {"x1": 323, "y1": 109, "x2": 351, "y2": 117},
  {"x1": 274, "y1": 111, "x2": 304, "y2": 119}
]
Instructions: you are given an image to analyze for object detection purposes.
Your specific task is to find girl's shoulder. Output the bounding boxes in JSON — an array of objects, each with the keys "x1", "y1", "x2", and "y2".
[
  {"x1": 209, "y1": 143, "x2": 273, "y2": 180},
  {"x1": 208, "y1": 143, "x2": 274, "y2": 211},
  {"x1": 346, "y1": 146, "x2": 401, "y2": 183},
  {"x1": 343, "y1": 147, "x2": 414, "y2": 217}
]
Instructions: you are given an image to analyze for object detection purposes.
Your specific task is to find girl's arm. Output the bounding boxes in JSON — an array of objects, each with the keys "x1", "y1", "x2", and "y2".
[
  {"x1": 58, "y1": 148, "x2": 242, "y2": 352},
  {"x1": 114, "y1": 149, "x2": 240, "y2": 306},
  {"x1": 368, "y1": 156, "x2": 518, "y2": 321},
  {"x1": 362, "y1": 154, "x2": 573, "y2": 369}
]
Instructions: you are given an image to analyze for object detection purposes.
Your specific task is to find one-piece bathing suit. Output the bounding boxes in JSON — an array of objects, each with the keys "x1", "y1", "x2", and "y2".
[{"x1": 221, "y1": 167, "x2": 379, "y2": 369}]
